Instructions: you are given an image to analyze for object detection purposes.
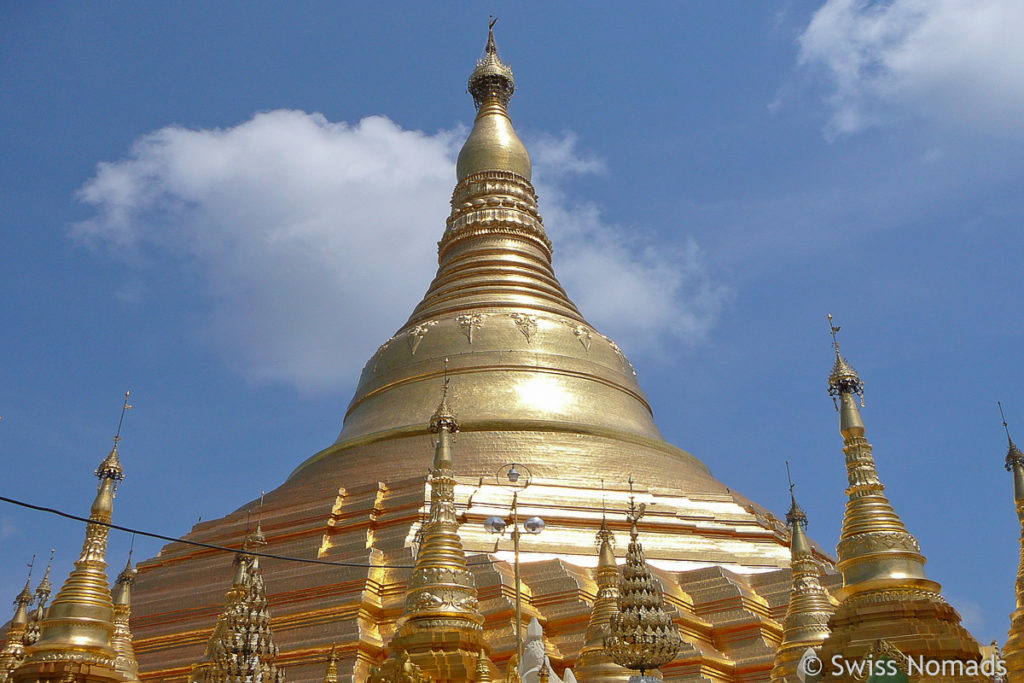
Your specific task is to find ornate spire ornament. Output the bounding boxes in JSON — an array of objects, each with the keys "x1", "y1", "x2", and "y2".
[
  {"x1": 371, "y1": 376, "x2": 492, "y2": 681},
  {"x1": 323, "y1": 645, "x2": 338, "y2": 683},
  {"x1": 1000, "y1": 402, "x2": 1024, "y2": 676},
  {"x1": 23, "y1": 550, "x2": 53, "y2": 648},
  {"x1": 190, "y1": 520, "x2": 283, "y2": 683},
  {"x1": 110, "y1": 552, "x2": 140, "y2": 683},
  {"x1": 574, "y1": 516, "x2": 630, "y2": 682},
  {"x1": 0, "y1": 561, "x2": 36, "y2": 683},
  {"x1": 605, "y1": 478, "x2": 680, "y2": 678},
  {"x1": 770, "y1": 466, "x2": 834, "y2": 683},
  {"x1": 14, "y1": 393, "x2": 132, "y2": 683},
  {"x1": 815, "y1": 319, "x2": 980, "y2": 680}
]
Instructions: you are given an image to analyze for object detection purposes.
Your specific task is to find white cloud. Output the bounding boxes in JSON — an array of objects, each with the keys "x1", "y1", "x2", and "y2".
[
  {"x1": 74, "y1": 110, "x2": 723, "y2": 391},
  {"x1": 798, "y1": 0, "x2": 1024, "y2": 135}
]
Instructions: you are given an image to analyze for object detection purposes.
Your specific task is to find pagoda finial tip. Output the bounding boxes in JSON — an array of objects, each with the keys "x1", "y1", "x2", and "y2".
[
  {"x1": 468, "y1": 18, "x2": 515, "y2": 109},
  {"x1": 1001, "y1": 402, "x2": 1024, "y2": 471},
  {"x1": 430, "y1": 359, "x2": 459, "y2": 433},
  {"x1": 785, "y1": 461, "x2": 807, "y2": 528},
  {"x1": 826, "y1": 314, "x2": 865, "y2": 407},
  {"x1": 98, "y1": 391, "x2": 131, "y2": 481}
]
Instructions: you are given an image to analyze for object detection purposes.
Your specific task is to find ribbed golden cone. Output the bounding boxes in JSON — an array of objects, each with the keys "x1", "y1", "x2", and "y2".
[{"x1": 770, "y1": 495, "x2": 834, "y2": 683}]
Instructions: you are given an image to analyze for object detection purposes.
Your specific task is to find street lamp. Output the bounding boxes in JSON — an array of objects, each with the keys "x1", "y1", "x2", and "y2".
[{"x1": 483, "y1": 462, "x2": 544, "y2": 664}]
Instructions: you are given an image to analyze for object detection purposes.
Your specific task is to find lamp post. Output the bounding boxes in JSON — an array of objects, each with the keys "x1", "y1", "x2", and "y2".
[{"x1": 483, "y1": 462, "x2": 545, "y2": 665}]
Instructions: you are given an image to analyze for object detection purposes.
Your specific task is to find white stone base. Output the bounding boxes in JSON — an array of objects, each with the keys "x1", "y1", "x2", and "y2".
[{"x1": 628, "y1": 677, "x2": 661, "y2": 683}]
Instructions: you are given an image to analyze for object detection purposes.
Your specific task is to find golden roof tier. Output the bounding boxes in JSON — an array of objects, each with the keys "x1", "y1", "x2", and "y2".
[
  {"x1": 128, "y1": 25, "x2": 824, "y2": 683},
  {"x1": 815, "y1": 318, "x2": 981, "y2": 681}
]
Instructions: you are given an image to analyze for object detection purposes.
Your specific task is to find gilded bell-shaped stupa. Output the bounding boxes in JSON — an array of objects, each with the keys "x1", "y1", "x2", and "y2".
[
  {"x1": 130, "y1": 24, "x2": 818, "y2": 682},
  {"x1": 814, "y1": 318, "x2": 981, "y2": 682}
]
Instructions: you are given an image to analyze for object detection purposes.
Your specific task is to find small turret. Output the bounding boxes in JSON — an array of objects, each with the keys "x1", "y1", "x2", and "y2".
[
  {"x1": 0, "y1": 562, "x2": 36, "y2": 682},
  {"x1": 110, "y1": 554, "x2": 140, "y2": 683},
  {"x1": 769, "y1": 469, "x2": 835, "y2": 682},
  {"x1": 22, "y1": 551, "x2": 52, "y2": 648},
  {"x1": 574, "y1": 516, "x2": 630, "y2": 682}
]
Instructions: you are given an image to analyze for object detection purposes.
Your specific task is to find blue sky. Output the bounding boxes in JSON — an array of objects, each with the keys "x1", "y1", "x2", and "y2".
[{"x1": 2, "y1": 1, "x2": 1023, "y2": 645}]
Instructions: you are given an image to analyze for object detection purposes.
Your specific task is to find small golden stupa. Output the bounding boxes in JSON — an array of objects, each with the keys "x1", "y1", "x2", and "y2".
[
  {"x1": 814, "y1": 318, "x2": 981, "y2": 681},
  {"x1": 12, "y1": 398, "x2": 131, "y2": 683}
]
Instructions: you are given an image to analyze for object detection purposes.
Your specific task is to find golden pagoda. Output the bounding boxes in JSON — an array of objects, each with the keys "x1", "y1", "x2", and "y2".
[
  {"x1": 12, "y1": 409, "x2": 128, "y2": 683},
  {"x1": 130, "y1": 23, "x2": 836, "y2": 683},
  {"x1": 1001, "y1": 405, "x2": 1024, "y2": 680},
  {"x1": 0, "y1": 566, "x2": 35, "y2": 683},
  {"x1": 769, "y1": 480, "x2": 834, "y2": 683},
  {"x1": 814, "y1": 317, "x2": 981, "y2": 682}
]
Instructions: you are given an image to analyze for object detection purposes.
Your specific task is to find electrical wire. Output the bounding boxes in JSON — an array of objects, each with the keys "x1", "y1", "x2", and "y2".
[{"x1": 0, "y1": 494, "x2": 495, "y2": 570}]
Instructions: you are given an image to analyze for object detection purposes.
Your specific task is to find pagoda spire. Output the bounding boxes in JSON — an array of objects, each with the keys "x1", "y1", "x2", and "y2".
[
  {"x1": 815, "y1": 318, "x2": 980, "y2": 680},
  {"x1": 605, "y1": 478, "x2": 680, "y2": 679},
  {"x1": 574, "y1": 516, "x2": 630, "y2": 682},
  {"x1": 405, "y1": 19, "x2": 580, "y2": 327},
  {"x1": 370, "y1": 374, "x2": 493, "y2": 682},
  {"x1": 110, "y1": 552, "x2": 140, "y2": 683},
  {"x1": 769, "y1": 468, "x2": 834, "y2": 683},
  {"x1": 190, "y1": 517, "x2": 283, "y2": 683},
  {"x1": 22, "y1": 550, "x2": 53, "y2": 648},
  {"x1": 14, "y1": 394, "x2": 132, "y2": 683},
  {"x1": 1000, "y1": 402, "x2": 1024, "y2": 676},
  {"x1": 0, "y1": 561, "x2": 36, "y2": 683}
]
